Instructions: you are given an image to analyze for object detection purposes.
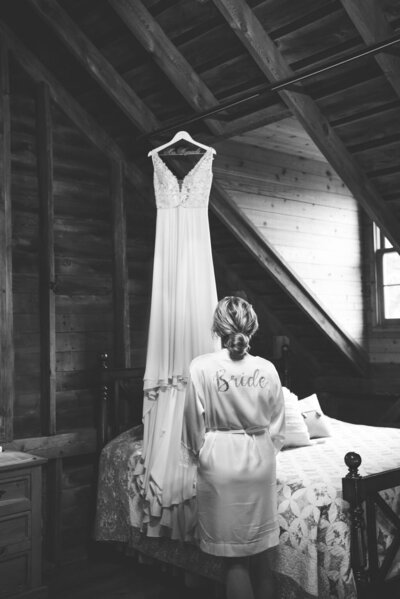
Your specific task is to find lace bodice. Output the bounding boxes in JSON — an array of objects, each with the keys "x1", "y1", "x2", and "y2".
[{"x1": 152, "y1": 148, "x2": 214, "y2": 209}]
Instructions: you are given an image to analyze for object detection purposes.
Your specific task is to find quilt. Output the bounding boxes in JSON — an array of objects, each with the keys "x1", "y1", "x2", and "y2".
[{"x1": 94, "y1": 418, "x2": 400, "y2": 598}]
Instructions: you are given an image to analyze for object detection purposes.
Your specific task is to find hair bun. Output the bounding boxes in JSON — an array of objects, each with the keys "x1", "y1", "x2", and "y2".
[
  {"x1": 226, "y1": 332, "x2": 249, "y2": 361},
  {"x1": 212, "y1": 296, "x2": 258, "y2": 361}
]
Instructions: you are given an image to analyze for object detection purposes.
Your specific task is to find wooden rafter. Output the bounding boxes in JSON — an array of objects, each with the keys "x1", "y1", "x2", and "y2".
[
  {"x1": 0, "y1": 21, "x2": 150, "y2": 197},
  {"x1": 109, "y1": 0, "x2": 292, "y2": 142},
  {"x1": 0, "y1": 15, "x2": 367, "y2": 374},
  {"x1": 28, "y1": 0, "x2": 159, "y2": 133},
  {"x1": 108, "y1": 0, "x2": 225, "y2": 137},
  {"x1": 340, "y1": 0, "x2": 400, "y2": 100},
  {"x1": 212, "y1": 0, "x2": 400, "y2": 254}
]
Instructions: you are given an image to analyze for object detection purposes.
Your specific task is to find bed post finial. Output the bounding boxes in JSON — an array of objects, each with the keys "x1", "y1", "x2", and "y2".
[
  {"x1": 343, "y1": 451, "x2": 368, "y2": 591},
  {"x1": 345, "y1": 452, "x2": 362, "y2": 479}
]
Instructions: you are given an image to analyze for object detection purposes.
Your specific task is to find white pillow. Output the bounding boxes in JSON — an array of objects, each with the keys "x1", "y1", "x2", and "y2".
[
  {"x1": 282, "y1": 387, "x2": 311, "y2": 448},
  {"x1": 298, "y1": 393, "x2": 331, "y2": 439}
]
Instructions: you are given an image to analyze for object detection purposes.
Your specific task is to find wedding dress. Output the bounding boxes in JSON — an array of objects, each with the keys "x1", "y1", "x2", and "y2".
[{"x1": 134, "y1": 147, "x2": 219, "y2": 538}]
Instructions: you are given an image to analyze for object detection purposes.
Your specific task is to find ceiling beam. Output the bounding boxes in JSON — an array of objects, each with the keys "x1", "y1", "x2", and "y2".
[
  {"x1": 212, "y1": 0, "x2": 400, "y2": 254},
  {"x1": 108, "y1": 0, "x2": 225, "y2": 137},
  {"x1": 109, "y1": 0, "x2": 294, "y2": 142},
  {"x1": 0, "y1": 16, "x2": 367, "y2": 374},
  {"x1": 28, "y1": 0, "x2": 159, "y2": 133},
  {"x1": 340, "y1": 0, "x2": 400, "y2": 100},
  {"x1": 0, "y1": 21, "x2": 150, "y2": 197}
]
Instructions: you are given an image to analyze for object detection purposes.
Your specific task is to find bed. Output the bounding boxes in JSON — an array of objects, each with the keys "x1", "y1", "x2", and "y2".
[{"x1": 94, "y1": 355, "x2": 400, "y2": 599}]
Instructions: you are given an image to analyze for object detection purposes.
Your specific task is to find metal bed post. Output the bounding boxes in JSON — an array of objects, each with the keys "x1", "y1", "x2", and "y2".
[{"x1": 343, "y1": 452, "x2": 369, "y2": 598}]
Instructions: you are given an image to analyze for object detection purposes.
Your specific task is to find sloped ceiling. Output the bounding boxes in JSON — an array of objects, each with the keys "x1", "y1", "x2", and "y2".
[
  {"x1": 3, "y1": 0, "x2": 400, "y2": 372},
  {"x1": 1, "y1": 0, "x2": 398, "y2": 240}
]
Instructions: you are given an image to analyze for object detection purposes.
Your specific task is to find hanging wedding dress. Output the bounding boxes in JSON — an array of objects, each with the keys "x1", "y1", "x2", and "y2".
[{"x1": 134, "y1": 146, "x2": 219, "y2": 538}]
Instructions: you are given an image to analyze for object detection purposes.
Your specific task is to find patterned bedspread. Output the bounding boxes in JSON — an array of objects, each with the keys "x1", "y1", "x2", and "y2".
[{"x1": 94, "y1": 418, "x2": 400, "y2": 598}]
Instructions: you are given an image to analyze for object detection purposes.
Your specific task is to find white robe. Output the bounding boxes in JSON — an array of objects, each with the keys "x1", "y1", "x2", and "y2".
[{"x1": 183, "y1": 348, "x2": 285, "y2": 556}]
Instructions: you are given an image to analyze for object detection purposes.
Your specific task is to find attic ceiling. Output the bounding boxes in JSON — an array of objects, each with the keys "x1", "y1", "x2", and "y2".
[
  {"x1": 1, "y1": 0, "x2": 398, "y2": 247},
  {"x1": 1, "y1": 0, "x2": 400, "y2": 374},
  {"x1": 231, "y1": 117, "x2": 326, "y2": 161}
]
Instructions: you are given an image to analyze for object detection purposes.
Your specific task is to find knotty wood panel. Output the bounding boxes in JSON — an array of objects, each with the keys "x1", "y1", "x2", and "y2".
[
  {"x1": 215, "y1": 141, "x2": 349, "y2": 196},
  {"x1": 216, "y1": 138, "x2": 365, "y2": 344},
  {"x1": 234, "y1": 117, "x2": 325, "y2": 161}
]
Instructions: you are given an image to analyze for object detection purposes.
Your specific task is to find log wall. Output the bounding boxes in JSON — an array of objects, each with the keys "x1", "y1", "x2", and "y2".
[
  {"x1": 214, "y1": 139, "x2": 365, "y2": 346},
  {"x1": 6, "y1": 58, "x2": 155, "y2": 563},
  {"x1": 11, "y1": 59, "x2": 41, "y2": 438},
  {"x1": 53, "y1": 103, "x2": 112, "y2": 433}
]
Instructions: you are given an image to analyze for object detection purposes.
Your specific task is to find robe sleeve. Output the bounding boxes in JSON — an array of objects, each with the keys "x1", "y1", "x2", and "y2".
[
  {"x1": 182, "y1": 365, "x2": 205, "y2": 457},
  {"x1": 269, "y1": 368, "x2": 285, "y2": 455}
]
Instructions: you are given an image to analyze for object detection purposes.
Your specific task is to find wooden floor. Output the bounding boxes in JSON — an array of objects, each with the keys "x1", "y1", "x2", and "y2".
[{"x1": 46, "y1": 550, "x2": 220, "y2": 599}]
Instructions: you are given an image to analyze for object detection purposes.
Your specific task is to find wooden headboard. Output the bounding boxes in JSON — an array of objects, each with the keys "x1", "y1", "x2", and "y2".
[{"x1": 98, "y1": 353, "x2": 144, "y2": 449}]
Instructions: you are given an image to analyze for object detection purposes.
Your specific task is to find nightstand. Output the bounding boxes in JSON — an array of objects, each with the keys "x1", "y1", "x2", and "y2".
[{"x1": 0, "y1": 451, "x2": 47, "y2": 598}]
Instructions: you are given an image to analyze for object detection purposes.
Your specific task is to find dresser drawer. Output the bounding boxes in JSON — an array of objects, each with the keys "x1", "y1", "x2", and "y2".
[
  {"x1": 0, "y1": 512, "x2": 31, "y2": 547},
  {"x1": 0, "y1": 552, "x2": 30, "y2": 598},
  {"x1": 0, "y1": 473, "x2": 31, "y2": 516}
]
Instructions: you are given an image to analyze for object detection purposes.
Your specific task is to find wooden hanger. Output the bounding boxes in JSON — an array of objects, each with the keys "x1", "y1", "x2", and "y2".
[{"x1": 148, "y1": 130, "x2": 216, "y2": 157}]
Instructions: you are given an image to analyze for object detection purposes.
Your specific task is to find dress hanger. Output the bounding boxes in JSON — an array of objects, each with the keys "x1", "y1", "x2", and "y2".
[{"x1": 148, "y1": 130, "x2": 216, "y2": 157}]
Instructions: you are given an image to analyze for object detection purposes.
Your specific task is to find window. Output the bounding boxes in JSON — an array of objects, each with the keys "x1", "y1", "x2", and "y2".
[{"x1": 374, "y1": 225, "x2": 400, "y2": 324}]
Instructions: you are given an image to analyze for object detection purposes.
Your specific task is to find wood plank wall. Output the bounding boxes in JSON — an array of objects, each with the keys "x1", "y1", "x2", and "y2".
[
  {"x1": 214, "y1": 139, "x2": 365, "y2": 346},
  {"x1": 7, "y1": 57, "x2": 155, "y2": 562},
  {"x1": 53, "y1": 102, "x2": 112, "y2": 433},
  {"x1": 11, "y1": 59, "x2": 41, "y2": 437},
  {"x1": 0, "y1": 42, "x2": 13, "y2": 442}
]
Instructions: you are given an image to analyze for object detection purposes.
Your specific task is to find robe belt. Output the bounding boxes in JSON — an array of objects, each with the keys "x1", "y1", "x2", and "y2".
[{"x1": 206, "y1": 426, "x2": 267, "y2": 435}]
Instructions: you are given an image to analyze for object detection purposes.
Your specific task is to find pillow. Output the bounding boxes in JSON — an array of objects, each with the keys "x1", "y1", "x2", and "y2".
[
  {"x1": 282, "y1": 387, "x2": 311, "y2": 448},
  {"x1": 298, "y1": 393, "x2": 331, "y2": 439}
]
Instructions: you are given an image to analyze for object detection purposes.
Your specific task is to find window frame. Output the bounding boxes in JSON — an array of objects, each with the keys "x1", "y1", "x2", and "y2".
[{"x1": 374, "y1": 226, "x2": 400, "y2": 327}]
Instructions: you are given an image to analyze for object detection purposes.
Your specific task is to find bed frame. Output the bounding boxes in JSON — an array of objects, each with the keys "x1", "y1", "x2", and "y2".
[{"x1": 98, "y1": 353, "x2": 400, "y2": 599}]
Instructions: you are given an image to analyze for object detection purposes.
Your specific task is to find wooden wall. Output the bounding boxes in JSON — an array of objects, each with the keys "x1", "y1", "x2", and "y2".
[
  {"x1": 5, "y1": 56, "x2": 155, "y2": 563},
  {"x1": 2, "y1": 31, "x2": 398, "y2": 568},
  {"x1": 11, "y1": 59, "x2": 41, "y2": 438},
  {"x1": 214, "y1": 139, "x2": 365, "y2": 346},
  {"x1": 53, "y1": 104, "x2": 113, "y2": 432}
]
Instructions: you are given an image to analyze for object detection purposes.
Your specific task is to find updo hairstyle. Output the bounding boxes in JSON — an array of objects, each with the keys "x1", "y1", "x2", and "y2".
[{"x1": 212, "y1": 296, "x2": 259, "y2": 361}]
